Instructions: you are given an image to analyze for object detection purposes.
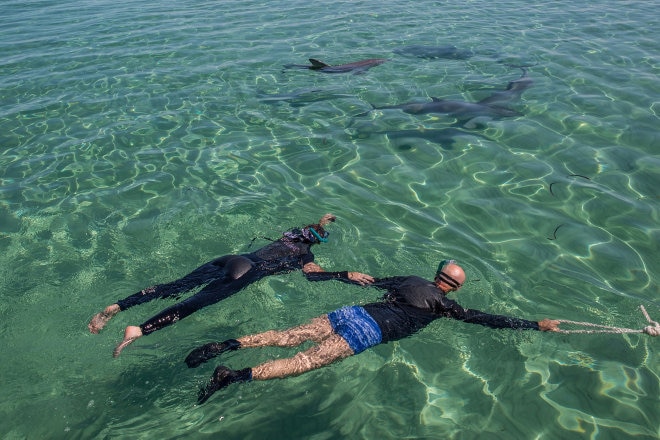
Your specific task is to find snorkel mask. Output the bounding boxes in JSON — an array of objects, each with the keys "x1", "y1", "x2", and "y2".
[
  {"x1": 308, "y1": 226, "x2": 329, "y2": 243},
  {"x1": 283, "y1": 225, "x2": 329, "y2": 244}
]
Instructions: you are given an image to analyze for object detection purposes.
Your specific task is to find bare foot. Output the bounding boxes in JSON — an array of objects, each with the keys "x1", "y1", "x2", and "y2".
[
  {"x1": 113, "y1": 326, "x2": 143, "y2": 357},
  {"x1": 88, "y1": 304, "x2": 120, "y2": 334}
]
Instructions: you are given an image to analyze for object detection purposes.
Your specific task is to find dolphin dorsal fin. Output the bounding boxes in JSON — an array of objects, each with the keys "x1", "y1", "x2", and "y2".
[
  {"x1": 431, "y1": 97, "x2": 444, "y2": 102},
  {"x1": 309, "y1": 59, "x2": 330, "y2": 68}
]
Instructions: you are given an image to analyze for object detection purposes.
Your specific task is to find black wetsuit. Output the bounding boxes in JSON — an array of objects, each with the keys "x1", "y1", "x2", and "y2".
[
  {"x1": 116, "y1": 225, "x2": 345, "y2": 335},
  {"x1": 362, "y1": 276, "x2": 539, "y2": 342}
]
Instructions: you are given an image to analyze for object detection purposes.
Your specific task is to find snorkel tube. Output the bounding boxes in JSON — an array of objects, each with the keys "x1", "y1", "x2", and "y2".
[{"x1": 309, "y1": 227, "x2": 329, "y2": 243}]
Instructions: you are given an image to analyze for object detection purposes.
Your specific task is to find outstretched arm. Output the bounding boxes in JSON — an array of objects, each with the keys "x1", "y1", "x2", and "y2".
[
  {"x1": 439, "y1": 296, "x2": 543, "y2": 330},
  {"x1": 318, "y1": 213, "x2": 336, "y2": 226},
  {"x1": 303, "y1": 262, "x2": 374, "y2": 285}
]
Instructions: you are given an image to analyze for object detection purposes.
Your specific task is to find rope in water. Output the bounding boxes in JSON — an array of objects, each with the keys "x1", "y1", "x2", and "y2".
[{"x1": 556, "y1": 305, "x2": 659, "y2": 336}]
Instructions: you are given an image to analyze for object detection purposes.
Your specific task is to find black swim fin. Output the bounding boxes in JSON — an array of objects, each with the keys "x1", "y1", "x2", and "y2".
[
  {"x1": 197, "y1": 366, "x2": 252, "y2": 404},
  {"x1": 185, "y1": 339, "x2": 241, "y2": 368}
]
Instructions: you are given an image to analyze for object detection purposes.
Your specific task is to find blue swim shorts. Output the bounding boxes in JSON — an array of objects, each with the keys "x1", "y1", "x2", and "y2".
[{"x1": 327, "y1": 305, "x2": 382, "y2": 354}]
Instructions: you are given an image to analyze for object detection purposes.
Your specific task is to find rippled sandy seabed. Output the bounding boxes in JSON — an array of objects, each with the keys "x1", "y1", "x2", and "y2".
[{"x1": 0, "y1": 1, "x2": 658, "y2": 438}]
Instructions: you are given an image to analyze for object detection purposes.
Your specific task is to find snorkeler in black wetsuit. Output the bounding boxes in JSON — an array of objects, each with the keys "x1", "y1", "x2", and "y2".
[
  {"x1": 88, "y1": 214, "x2": 374, "y2": 357},
  {"x1": 187, "y1": 260, "x2": 560, "y2": 404}
]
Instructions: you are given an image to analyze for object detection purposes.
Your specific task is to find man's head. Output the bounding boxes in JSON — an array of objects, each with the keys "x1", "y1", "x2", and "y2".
[{"x1": 434, "y1": 259, "x2": 465, "y2": 293}]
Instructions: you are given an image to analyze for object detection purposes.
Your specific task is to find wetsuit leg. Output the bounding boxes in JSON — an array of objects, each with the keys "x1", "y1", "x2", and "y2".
[
  {"x1": 139, "y1": 262, "x2": 265, "y2": 335},
  {"x1": 116, "y1": 255, "x2": 236, "y2": 311}
]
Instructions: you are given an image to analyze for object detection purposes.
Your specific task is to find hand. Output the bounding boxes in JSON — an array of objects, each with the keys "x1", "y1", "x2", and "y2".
[
  {"x1": 538, "y1": 318, "x2": 560, "y2": 332},
  {"x1": 303, "y1": 262, "x2": 324, "y2": 273},
  {"x1": 348, "y1": 272, "x2": 374, "y2": 285},
  {"x1": 319, "y1": 213, "x2": 336, "y2": 226}
]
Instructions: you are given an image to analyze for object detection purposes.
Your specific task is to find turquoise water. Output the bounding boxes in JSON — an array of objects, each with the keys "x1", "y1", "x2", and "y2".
[{"x1": 1, "y1": 0, "x2": 658, "y2": 438}]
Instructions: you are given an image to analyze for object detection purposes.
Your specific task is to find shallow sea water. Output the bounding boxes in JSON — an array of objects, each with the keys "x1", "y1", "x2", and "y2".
[{"x1": 1, "y1": 0, "x2": 658, "y2": 439}]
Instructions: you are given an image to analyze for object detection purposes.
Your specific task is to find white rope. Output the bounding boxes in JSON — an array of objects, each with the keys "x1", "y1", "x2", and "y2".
[{"x1": 556, "y1": 305, "x2": 659, "y2": 336}]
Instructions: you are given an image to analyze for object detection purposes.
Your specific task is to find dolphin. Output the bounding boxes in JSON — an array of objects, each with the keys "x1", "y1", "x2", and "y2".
[
  {"x1": 393, "y1": 45, "x2": 474, "y2": 60},
  {"x1": 381, "y1": 127, "x2": 492, "y2": 150},
  {"x1": 257, "y1": 87, "x2": 353, "y2": 107},
  {"x1": 358, "y1": 68, "x2": 532, "y2": 124},
  {"x1": 284, "y1": 58, "x2": 387, "y2": 74},
  {"x1": 371, "y1": 98, "x2": 523, "y2": 118}
]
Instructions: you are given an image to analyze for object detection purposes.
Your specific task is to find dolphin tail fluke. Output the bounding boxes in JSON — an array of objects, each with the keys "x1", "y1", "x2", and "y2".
[
  {"x1": 354, "y1": 103, "x2": 376, "y2": 118},
  {"x1": 501, "y1": 63, "x2": 538, "y2": 80},
  {"x1": 477, "y1": 66, "x2": 533, "y2": 106},
  {"x1": 506, "y1": 65, "x2": 529, "y2": 81}
]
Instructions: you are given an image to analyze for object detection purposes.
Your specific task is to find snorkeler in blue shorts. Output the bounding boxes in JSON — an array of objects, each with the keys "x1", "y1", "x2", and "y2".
[
  {"x1": 187, "y1": 260, "x2": 560, "y2": 404},
  {"x1": 88, "y1": 213, "x2": 374, "y2": 357}
]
